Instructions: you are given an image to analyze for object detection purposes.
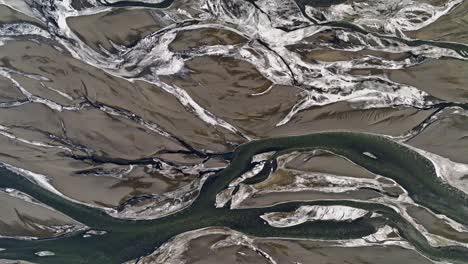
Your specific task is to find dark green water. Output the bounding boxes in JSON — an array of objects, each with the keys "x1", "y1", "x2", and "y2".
[{"x1": 0, "y1": 132, "x2": 467, "y2": 263}]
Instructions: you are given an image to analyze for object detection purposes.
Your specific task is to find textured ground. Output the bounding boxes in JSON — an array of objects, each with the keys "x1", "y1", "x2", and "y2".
[{"x1": 0, "y1": 0, "x2": 467, "y2": 263}]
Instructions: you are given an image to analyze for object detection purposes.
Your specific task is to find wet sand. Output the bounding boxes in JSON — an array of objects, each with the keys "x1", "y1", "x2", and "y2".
[
  {"x1": 408, "y1": 113, "x2": 468, "y2": 163},
  {"x1": 241, "y1": 189, "x2": 381, "y2": 208},
  {"x1": 258, "y1": 239, "x2": 432, "y2": 264},
  {"x1": 0, "y1": 5, "x2": 42, "y2": 25},
  {"x1": 186, "y1": 235, "x2": 267, "y2": 264},
  {"x1": 162, "y1": 56, "x2": 302, "y2": 138},
  {"x1": 164, "y1": 55, "x2": 435, "y2": 138},
  {"x1": 0, "y1": 40, "x2": 245, "y2": 152},
  {"x1": 406, "y1": 1, "x2": 468, "y2": 45},
  {"x1": 270, "y1": 102, "x2": 435, "y2": 137},
  {"x1": 0, "y1": 38, "x2": 439, "y2": 208},
  {"x1": 387, "y1": 58, "x2": 468, "y2": 103},
  {"x1": 67, "y1": 8, "x2": 162, "y2": 52},
  {"x1": 0, "y1": 132, "x2": 199, "y2": 206},
  {"x1": 0, "y1": 76, "x2": 26, "y2": 101},
  {"x1": 0, "y1": 40, "x2": 247, "y2": 206},
  {"x1": 407, "y1": 205, "x2": 468, "y2": 243},
  {"x1": 284, "y1": 152, "x2": 377, "y2": 179},
  {"x1": 0, "y1": 1, "x2": 467, "y2": 263},
  {"x1": 180, "y1": 234, "x2": 433, "y2": 264},
  {"x1": 0, "y1": 192, "x2": 82, "y2": 238},
  {"x1": 169, "y1": 28, "x2": 247, "y2": 52}
]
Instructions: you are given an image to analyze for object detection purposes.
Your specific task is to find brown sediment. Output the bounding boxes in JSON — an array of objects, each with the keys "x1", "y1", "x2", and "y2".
[
  {"x1": 0, "y1": 192, "x2": 82, "y2": 238},
  {"x1": 0, "y1": 5, "x2": 43, "y2": 25},
  {"x1": 180, "y1": 234, "x2": 433, "y2": 264},
  {"x1": 0, "y1": 101, "x2": 205, "y2": 206},
  {"x1": 0, "y1": 103, "x2": 183, "y2": 159},
  {"x1": 0, "y1": 76, "x2": 27, "y2": 101},
  {"x1": 240, "y1": 190, "x2": 381, "y2": 208},
  {"x1": 405, "y1": 1, "x2": 468, "y2": 45},
  {"x1": 407, "y1": 205, "x2": 468, "y2": 243},
  {"x1": 408, "y1": 113, "x2": 468, "y2": 163},
  {"x1": 169, "y1": 28, "x2": 247, "y2": 52},
  {"x1": 284, "y1": 152, "x2": 377, "y2": 179},
  {"x1": 0, "y1": 38, "x2": 436, "y2": 207},
  {"x1": 162, "y1": 55, "x2": 302, "y2": 138},
  {"x1": 0, "y1": 40, "x2": 245, "y2": 152},
  {"x1": 382, "y1": 186, "x2": 406, "y2": 197},
  {"x1": 257, "y1": 240, "x2": 432, "y2": 264},
  {"x1": 155, "y1": 153, "x2": 206, "y2": 165},
  {"x1": 0, "y1": 48, "x2": 242, "y2": 206},
  {"x1": 67, "y1": 8, "x2": 162, "y2": 52},
  {"x1": 0, "y1": 1, "x2": 467, "y2": 263},
  {"x1": 185, "y1": 234, "x2": 267, "y2": 264},
  {"x1": 0, "y1": 131, "x2": 198, "y2": 206},
  {"x1": 387, "y1": 58, "x2": 468, "y2": 103},
  {"x1": 269, "y1": 102, "x2": 435, "y2": 137},
  {"x1": 254, "y1": 169, "x2": 296, "y2": 190}
]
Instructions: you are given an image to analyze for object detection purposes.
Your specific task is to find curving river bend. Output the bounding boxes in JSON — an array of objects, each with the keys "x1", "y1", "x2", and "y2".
[{"x1": 0, "y1": 132, "x2": 467, "y2": 263}]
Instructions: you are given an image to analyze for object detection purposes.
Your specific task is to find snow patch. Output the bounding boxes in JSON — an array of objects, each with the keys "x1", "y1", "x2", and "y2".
[
  {"x1": 261, "y1": 205, "x2": 368, "y2": 228},
  {"x1": 35, "y1": 251, "x2": 55, "y2": 257},
  {"x1": 363, "y1": 152, "x2": 377, "y2": 159}
]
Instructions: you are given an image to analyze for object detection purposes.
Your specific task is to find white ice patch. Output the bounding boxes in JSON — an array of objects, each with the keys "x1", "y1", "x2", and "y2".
[
  {"x1": 282, "y1": 172, "x2": 387, "y2": 193},
  {"x1": 215, "y1": 187, "x2": 235, "y2": 208},
  {"x1": 339, "y1": 225, "x2": 410, "y2": 248},
  {"x1": 0, "y1": 23, "x2": 50, "y2": 38},
  {"x1": 83, "y1": 230, "x2": 107, "y2": 238},
  {"x1": 363, "y1": 152, "x2": 377, "y2": 159},
  {"x1": 216, "y1": 161, "x2": 267, "y2": 208},
  {"x1": 41, "y1": 83, "x2": 74, "y2": 101},
  {"x1": 252, "y1": 151, "x2": 276, "y2": 163},
  {"x1": 35, "y1": 251, "x2": 55, "y2": 257},
  {"x1": 230, "y1": 184, "x2": 257, "y2": 209},
  {"x1": 261, "y1": 205, "x2": 368, "y2": 228},
  {"x1": 230, "y1": 162, "x2": 266, "y2": 188}
]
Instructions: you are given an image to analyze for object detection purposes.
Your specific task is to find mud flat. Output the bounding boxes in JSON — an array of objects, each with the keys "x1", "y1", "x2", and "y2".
[
  {"x1": 0, "y1": 132, "x2": 467, "y2": 264},
  {"x1": 1, "y1": 0, "x2": 468, "y2": 263},
  {"x1": 0, "y1": 191, "x2": 83, "y2": 238},
  {"x1": 67, "y1": 9, "x2": 162, "y2": 52},
  {"x1": 408, "y1": 112, "x2": 468, "y2": 164},
  {"x1": 284, "y1": 151, "x2": 377, "y2": 179},
  {"x1": 184, "y1": 235, "x2": 433, "y2": 264},
  {"x1": 406, "y1": 1, "x2": 468, "y2": 45},
  {"x1": 269, "y1": 102, "x2": 435, "y2": 137},
  {"x1": 387, "y1": 58, "x2": 468, "y2": 103},
  {"x1": 162, "y1": 56, "x2": 301, "y2": 138}
]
